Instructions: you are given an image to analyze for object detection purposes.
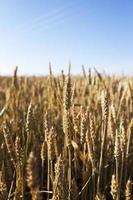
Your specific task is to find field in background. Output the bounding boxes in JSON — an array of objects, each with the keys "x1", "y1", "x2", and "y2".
[{"x1": 0, "y1": 67, "x2": 133, "y2": 200}]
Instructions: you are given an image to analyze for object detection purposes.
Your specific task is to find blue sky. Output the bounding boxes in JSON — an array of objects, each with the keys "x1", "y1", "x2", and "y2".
[{"x1": 0, "y1": 0, "x2": 133, "y2": 75}]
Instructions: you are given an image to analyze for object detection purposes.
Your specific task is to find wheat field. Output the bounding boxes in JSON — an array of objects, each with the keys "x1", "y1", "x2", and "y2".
[{"x1": 0, "y1": 66, "x2": 133, "y2": 200}]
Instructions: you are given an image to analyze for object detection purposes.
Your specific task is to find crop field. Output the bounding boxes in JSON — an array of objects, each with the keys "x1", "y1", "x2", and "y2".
[{"x1": 0, "y1": 67, "x2": 133, "y2": 200}]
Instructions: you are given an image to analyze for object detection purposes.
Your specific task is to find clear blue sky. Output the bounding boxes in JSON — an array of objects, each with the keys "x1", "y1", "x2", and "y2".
[{"x1": 0, "y1": 0, "x2": 133, "y2": 75}]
